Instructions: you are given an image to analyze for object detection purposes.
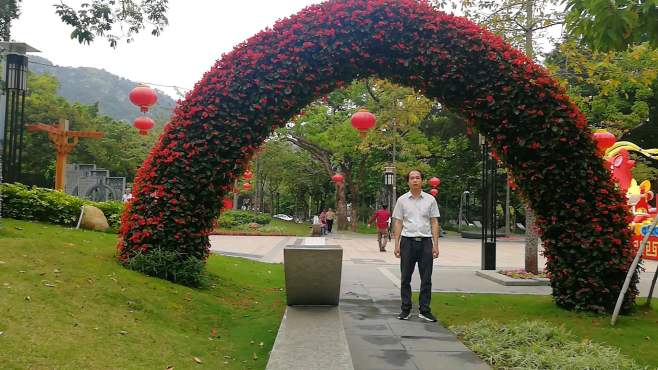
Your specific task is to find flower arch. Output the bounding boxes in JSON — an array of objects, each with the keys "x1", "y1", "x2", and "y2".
[{"x1": 118, "y1": 0, "x2": 638, "y2": 312}]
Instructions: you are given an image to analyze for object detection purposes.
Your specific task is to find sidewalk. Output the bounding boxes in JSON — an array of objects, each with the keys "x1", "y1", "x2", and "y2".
[{"x1": 210, "y1": 232, "x2": 658, "y2": 370}]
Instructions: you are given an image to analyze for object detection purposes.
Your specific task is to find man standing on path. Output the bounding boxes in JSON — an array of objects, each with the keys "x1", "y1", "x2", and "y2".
[
  {"x1": 392, "y1": 170, "x2": 440, "y2": 322},
  {"x1": 368, "y1": 204, "x2": 391, "y2": 252}
]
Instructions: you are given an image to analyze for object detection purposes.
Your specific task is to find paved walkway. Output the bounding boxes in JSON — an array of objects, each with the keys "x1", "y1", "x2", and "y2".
[{"x1": 210, "y1": 232, "x2": 658, "y2": 370}]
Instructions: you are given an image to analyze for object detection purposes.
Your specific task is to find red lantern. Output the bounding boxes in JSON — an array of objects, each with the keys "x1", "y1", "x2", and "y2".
[
  {"x1": 129, "y1": 84, "x2": 158, "y2": 113},
  {"x1": 243, "y1": 182, "x2": 252, "y2": 191},
  {"x1": 428, "y1": 177, "x2": 441, "y2": 188},
  {"x1": 222, "y1": 197, "x2": 233, "y2": 210},
  {"x1": 331, "y1": 173, "x2": 344, "y2": 184},
  {"x1": 592, "y1": 130, "x2": 616, "y2": 155},
  {"x1": 350, "y1": 109, "x2": 376, "y2": 138},
  {"x1": 430, "y1": 188, "x2": 439, "y2": 197},
  {"x1": 133, "y1": 116, "x2": 155, "y2": 135},
  {"x1": 243, "y1": 170, "x2": 253, "y2": 180}
]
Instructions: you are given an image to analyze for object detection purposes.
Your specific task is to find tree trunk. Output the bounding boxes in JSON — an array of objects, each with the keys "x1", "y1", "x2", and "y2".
[
  {"x1": 336, "y1": 181, "x2": 348, "y2": 230},
  {"x1": 523, "y1": 0, "x2": 539, "y2": 274},
  {"x1": 525, "y1": 206, "x2": 539, "y2": 274}
]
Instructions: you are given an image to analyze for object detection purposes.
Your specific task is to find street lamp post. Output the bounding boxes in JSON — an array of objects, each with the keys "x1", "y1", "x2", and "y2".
[
  {"x1": 0, "y1": 42, "x2": 39, "y2": 184},
  {"x1": 480, "y1": 134, "x2": 496, "y2": 270},
  {"x1": 384, "y1": 166, "x2": 395, "y2": 211}
]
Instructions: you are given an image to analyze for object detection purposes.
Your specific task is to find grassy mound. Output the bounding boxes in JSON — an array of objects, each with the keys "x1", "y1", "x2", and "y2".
[{"x1": 0, "y1": 219, "x2": 285, "y2": 369}]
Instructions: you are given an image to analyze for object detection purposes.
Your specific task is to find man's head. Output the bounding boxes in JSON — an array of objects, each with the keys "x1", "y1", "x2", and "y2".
[
  {"x1": 406, "y1": 169, "x2": 423, "y2": 192},
  {"x1": 381, "y1": 204, "x2": 388, "y2": 209}
]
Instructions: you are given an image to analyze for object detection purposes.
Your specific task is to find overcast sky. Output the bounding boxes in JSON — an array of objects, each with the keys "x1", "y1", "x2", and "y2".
[{"x1": 12, "y1": 1, "x2": 324, "y2": 98}]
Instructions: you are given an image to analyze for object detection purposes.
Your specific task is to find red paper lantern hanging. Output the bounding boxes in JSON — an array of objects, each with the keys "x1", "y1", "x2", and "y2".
[
  {"x1": 428, "y1": 177, "x2": 441, "y2": 188},
  {"x1": 129, "y1": 84, "x2": 158, "y2": 113},
  {"x1": 331, "y1": 173, "x2": 344, "y2": 184},
  {"x1": 430, "y1": 188, "x2": 439, "y2": 197},
  {"x1": 222, "y1": 197, "x2": 233, "y2": 210},
  {"x1": 243, "y1": 170, "x2": 253, "y2": 180},
  {"x1": 133, "y1": 116, "x2": 155, "y2": 135},
  {"x1": 242, "y1": 182, "x2": 252, "y2": 191},
  {"x1": 592, "y1": 130, "x2": 616, "y2": 155},
  {"x1": 350, "y1": 109, "x2": 376, "y2": 138}
]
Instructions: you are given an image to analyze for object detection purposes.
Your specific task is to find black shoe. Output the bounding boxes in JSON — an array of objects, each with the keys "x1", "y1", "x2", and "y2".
[
  {"x1": 397, "y1": 310, "x2": 411, "y2": 320},
  {"x1": 419, "y1": 311, "x2": 437, "y2": 322}
]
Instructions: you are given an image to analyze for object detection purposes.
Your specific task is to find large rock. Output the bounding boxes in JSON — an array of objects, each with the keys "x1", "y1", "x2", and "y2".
[{"x1": 80, "y1": 205, "x2": 109, "y2": 231}]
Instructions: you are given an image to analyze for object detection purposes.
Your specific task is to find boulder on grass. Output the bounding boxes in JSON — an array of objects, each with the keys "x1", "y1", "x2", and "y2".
[{"x1": 80, "y1": 205, "x2": 109, "y2": 231}]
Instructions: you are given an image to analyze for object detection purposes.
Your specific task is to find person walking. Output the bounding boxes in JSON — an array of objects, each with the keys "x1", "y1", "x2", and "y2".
[
  {"x1": 368, "y1": 204, "x2": 391, "y2": 252},
  {"x1": 319, "y1": 209, "x2": 327, "y2": 236},
  {"x1": 326, "y1": 208, "x2": 336, "y2": 233},
  {"x1": 392, "y1": 169, "x2": 440, "y2": 322}
]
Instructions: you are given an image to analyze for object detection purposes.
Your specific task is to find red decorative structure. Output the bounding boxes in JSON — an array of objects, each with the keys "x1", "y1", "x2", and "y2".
[
  {"x1": 430, "y1": 188, "x2": 439, "y2": 197},
  {"x1": 350, "y1": 109, "x2": 376, "y2": 138},
  {"x1": 117, "y1": 0, "x2": 638, "y2": 313},
  {"x1": 242, "y1": 182, "x2": 252, "y2": 191},
  {"x1": 133, "y1": 116, "x2": 155, "y2": 135},
  {"x1": 592, "y1": 130, "x2": 616, "y2": 154},
  {"x1": 129, "y1": 84, "x2": 158, "y2": 113},
  {"x1": 243, "y1": 170, "x2": 253, "y2": 180},
  {"x1": 222, "y1": 197, "x2": 233, "y2": 210},
  {"x1": 428, "y1": 177, "x2": 441, "y2": 188},
  {"x1": 331, "y1": 173, "x2": 344, "y2": 184}
]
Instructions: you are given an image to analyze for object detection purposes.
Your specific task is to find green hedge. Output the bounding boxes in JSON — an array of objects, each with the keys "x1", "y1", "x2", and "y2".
[
  {"x1": 217, "y1": 210, "x2": 272, "y2": 228},
  {"x1": 0, "y1": 183, "x2": 125, "y2": 230}
]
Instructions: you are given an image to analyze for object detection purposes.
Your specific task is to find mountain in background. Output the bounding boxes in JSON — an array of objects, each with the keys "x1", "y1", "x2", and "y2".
[{"x1": 28, "y1": 56, "x2": 177, "y2": 123}]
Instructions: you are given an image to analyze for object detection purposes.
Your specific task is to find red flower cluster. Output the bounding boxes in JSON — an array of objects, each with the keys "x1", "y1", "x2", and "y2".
[{"x1": 117, "y1": 0, "x2": 638, "y2": 311}]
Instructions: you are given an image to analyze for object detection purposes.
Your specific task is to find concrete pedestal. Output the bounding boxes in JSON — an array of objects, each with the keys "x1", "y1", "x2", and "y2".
[{"x1": 283, "y1": 244, "x2": 342, "y2": 305}]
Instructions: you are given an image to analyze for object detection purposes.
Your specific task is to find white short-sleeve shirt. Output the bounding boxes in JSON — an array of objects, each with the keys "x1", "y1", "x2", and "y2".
[{"x1": 392, "y1": 191, "x2": 440, "y2": 237}]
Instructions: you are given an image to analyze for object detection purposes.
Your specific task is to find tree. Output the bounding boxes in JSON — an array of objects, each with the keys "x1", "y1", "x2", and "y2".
[
  {"x1": 434, "y1": 0, "x2": 563, "y2": 273},
  {"x1": 564, "y1": 0, "x2": 658, "y2": 51},
  {"x1": 546, "y1": 41, "x2": 658, "y2": 135},
  {"x1": 0, "y1": 0, "x2": 21, "y2": 41},
  {"x1": 435, "y1": 0, "x2": 564, "y2": 59},
  {"x1": 283, "y1": 79, "x2": 435, "y2": 231},
  {"x1": 2, "y1": 0, "x2": 168, "y2": 47}
]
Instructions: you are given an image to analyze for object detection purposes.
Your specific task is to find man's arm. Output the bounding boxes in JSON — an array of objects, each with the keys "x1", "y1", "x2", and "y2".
[
  {"x1": 393, "y1": 218, "x2": 402, "y2": 258},
  {"x1": 431, "y1": 218, "x2": 440, "y2": 258}
]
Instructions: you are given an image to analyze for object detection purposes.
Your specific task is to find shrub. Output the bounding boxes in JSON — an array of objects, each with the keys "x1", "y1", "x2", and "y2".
[
  {"x1": 0, "y1": 183, "x2": 125, "y2": 230},
  {"x1": 217, "y1": 210, "x2": 271, "y2": 228},
  {"x1": 451, "y1": 320, "x2": 646, "y2": 369},
  {"x1": 123, "y1": 248, "x2": 207, "y2": 288}
]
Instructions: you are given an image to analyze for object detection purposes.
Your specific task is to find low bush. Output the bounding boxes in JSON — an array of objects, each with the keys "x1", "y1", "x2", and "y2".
[
  {"x1": 217, "y1": 210, "x2": 271, "y2": 228},
  {"x1": 0, "y1": 183, "x2": 125, "y2": 230},
  {"x1": 451, "y1": 320, "x2": 645, "y2": 369},
  {"x1": 123, "y1": 248, "x2": 207, "y2": 287}
]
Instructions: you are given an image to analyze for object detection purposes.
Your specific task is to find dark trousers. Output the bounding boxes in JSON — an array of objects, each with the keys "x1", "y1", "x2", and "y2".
[
  {"x1": 327, "y1": 219, "x2": 334, "y2": 232},
  {"x1": 400, "y1": 236, "x2": 434, "y2": 313}
]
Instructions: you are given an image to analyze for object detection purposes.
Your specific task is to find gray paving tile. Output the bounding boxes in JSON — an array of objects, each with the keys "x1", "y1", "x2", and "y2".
[
  {"x1": 386, "y1": 319, "x2": 454, "y2": 338},
  {"x1": 410, "y1": 351, "x2": 490, "y2": 370},
  {"x1": 401, "y1": 336, "x2": 471, "y2": 351},
  {"x1": 346, "y1": 334, "x2": 405, "y2": 350},
  {"x1": 349, "y1": 349, "x2": 419, "y2": 370}
]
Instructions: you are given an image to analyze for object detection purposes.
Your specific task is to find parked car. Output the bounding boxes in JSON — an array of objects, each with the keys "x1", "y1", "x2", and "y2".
[{"x1": 273, "y1": 214, "x2": 294, "y2": 221}]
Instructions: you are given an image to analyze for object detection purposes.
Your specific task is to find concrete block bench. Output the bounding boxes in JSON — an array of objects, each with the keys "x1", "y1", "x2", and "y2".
[{"x1": 283, "y1": 237, "x2": 342, "y2": 306}]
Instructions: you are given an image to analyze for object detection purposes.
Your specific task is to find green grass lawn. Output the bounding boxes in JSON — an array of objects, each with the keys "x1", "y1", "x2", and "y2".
[
  {"x1": 0, "y1": 219, "x2": 286, "y2": 369},
  {"x1": 430, "y1": 293, "x2": 658, "y2": 368}
]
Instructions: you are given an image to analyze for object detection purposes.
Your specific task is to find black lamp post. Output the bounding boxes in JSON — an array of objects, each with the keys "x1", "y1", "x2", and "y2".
[
  {"x1": 384, "y1": 166, "x2": 395, "y2": 211},
  {"x1": 0, "y1": 42, "x2": 39, "y2": 184},
  {"x1": 480, "y1": 134, "x2": 496, "y2": 270}
]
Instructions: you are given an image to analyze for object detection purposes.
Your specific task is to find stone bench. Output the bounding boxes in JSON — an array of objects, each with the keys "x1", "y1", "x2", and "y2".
[
  {"x1": 283, "y1": 237, "x2": 342, "y2": 305},
  {"x1": 266, "y1": 237, "x2": 353, "y2": 369}
]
